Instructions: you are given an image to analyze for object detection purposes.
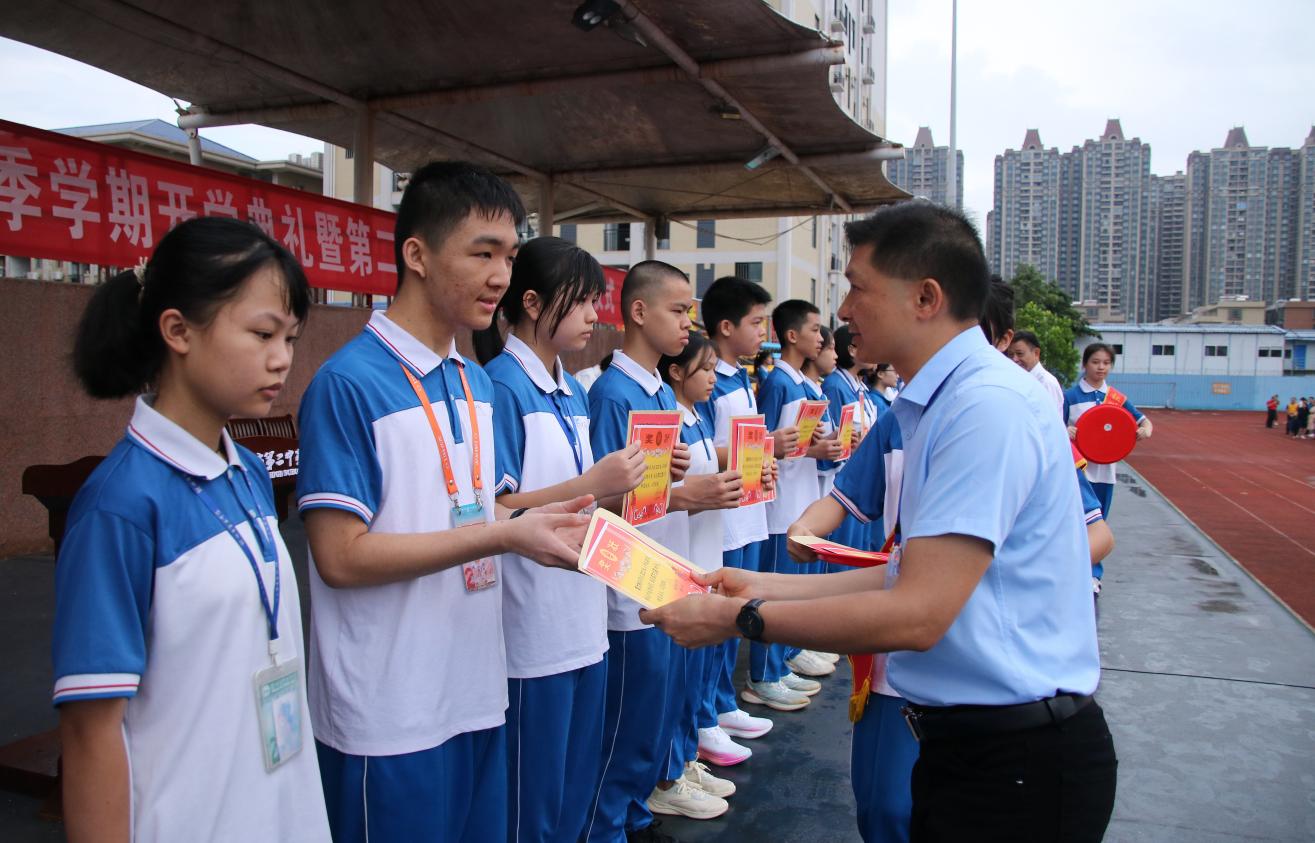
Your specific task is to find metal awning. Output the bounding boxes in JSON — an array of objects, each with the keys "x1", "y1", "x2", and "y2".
[{"x1": 2, "y1": 0, "x2": 908, "y2": 226}]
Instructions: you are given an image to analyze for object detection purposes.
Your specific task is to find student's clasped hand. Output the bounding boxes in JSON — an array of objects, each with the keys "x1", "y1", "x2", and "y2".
[
  {"x1": 586, "y1": 440, "x2": 647, "y2": 498},
  {"x1": 773, "y1": 425, "x2": 800, "y2": 458},
  {"x1": 806, "y1": 432, "x2": 844, "y2": 462},
  {"x1": 507, "y1": 494, "x2": 595, "y2": 570},
  {"x1": 670, "y1": 441, "x2": 692, "y2": 481}
]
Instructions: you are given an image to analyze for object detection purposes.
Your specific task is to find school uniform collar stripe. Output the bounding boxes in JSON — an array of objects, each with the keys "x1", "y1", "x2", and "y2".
[
  {"x1": 610, "y1": 350, "x2": 662, "y2": 396},
  {"x1": 503, "y1": 333, "x2": 572, "y2": 396},
  {"x1": 774, "y1": 358, "x2": 805, "y2": 385},
  {"x1": 365, "y1": 310, "x2": 462, "y2": 377},
  {"x1": 126, "y1": 395, "x2": 242, "y2": 481}
]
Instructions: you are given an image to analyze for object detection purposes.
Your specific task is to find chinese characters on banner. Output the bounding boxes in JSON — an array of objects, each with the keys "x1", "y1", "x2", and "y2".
[
  {"x1": 597, "y1": 266, "x2": 626, "y2": 329},
  {"x1": 0, "y1": 119, "x2": 398, "y2": 296}
]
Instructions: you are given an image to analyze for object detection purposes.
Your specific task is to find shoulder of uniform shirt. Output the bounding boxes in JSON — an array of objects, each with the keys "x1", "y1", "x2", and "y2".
[{"x1": 63, "y1": 438, "x2": 168, "y2": 538}]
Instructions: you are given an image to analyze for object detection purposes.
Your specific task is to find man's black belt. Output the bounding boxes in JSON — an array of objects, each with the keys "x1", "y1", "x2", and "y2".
[{"x1": 901, "y1": 693, "x2": 1093, "y2": 742}]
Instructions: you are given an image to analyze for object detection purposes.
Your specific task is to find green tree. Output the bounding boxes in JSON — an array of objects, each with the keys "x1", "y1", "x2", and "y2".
[
  {"x1": 1008, "y1": 264, "x2": 1094, "y2": 340},
  {"x1": 1016, "y1": 301, "x2": 1080, "y2": 386}
]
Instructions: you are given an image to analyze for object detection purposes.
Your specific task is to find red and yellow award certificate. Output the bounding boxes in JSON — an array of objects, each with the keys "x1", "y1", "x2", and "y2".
[
  {"x1": 729, "y1": 415, "x2": 768, "y2": 506},
  {"x1": 787, "y1": 400, "x2": 831, "y2": 458},
  {"x1": 762, "y1": 434, "x2": 777, "y2": 502},
  {"x1": 837, "y1": 402, "x2": 859, "y2": 461},
  {"x1": 578, "y1": 508, "x2": 710, "y2": 608},
  {"x1": 621, "y1": 410, "x2": 682, "y2": 526},
  {"x1": 789, "y1": 535, "x2": 890, "y2": 568}
]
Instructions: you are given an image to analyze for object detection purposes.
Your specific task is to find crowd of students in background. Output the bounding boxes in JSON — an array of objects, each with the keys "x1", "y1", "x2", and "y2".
[
  {"x1": 48, "y1": 160, "x2": 1120, "y2": 843},
  {"x1": 1269, "y1": 394, "x2": 1315, "y2": 438}
]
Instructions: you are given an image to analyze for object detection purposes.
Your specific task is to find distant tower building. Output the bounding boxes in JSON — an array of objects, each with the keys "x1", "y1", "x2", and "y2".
[
  {"x1": 1205, "y1": 127, "x2": 1272, "y2": 302},
  {"x1": 1184, "y1": 150, "x2": 1212, "y2": 310},
  {"x1": 1300, "y1": 127, "x2": 1315, "y2": 299},
  {"x1": 1152, "y1": 173, "x2": 1187, "y2": 320},
  {"x1": 884, "y1": 126, "x2": 963, "y2": 208},
  {"x1": 1266, "y1": 146, "x2": 1300, "y2": 302},
  {"x1": 1078, "y1": 119, "x2": 1153, "y2": 322},
  {"x1": 1057, "y1": 147, "x2": 1084, "y2": 299},
  {"x1": 988, "y1": 129, "x2": 1060, "y2": 282}
]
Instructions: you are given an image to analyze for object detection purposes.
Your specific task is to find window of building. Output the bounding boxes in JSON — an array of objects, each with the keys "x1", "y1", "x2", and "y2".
[
  {"x1": 558, "y1": 223, "x2": 577, "y2": 244},
  {"x1": 1111, "y1": 344, "x2": 1123, "y2": 355},
  {"x1": 1151, "y1": 344, "x2": 1175, "y2": 356},
  {"x1": 695, "y1": 264, "x2": 715, "y2": 298},
  {"x1": 1228, "y1": 308, "x2": 1243, "y2": 321},
  {"x1": 696, "y1": 219, "x2": 716, "y2": 248},
  {"x1": 604, "y1": 223, "x2": 630, "y2": 252},
  {"x1": 1259, "y1": 347, "x2": 1281, "y2": 358},
  {"x1": 655, "y1": 218, "x2": 671, "y2": 250},
  {"x1": 810, "y1": 277, "x2": 818, "y2": 304},
  {"x1": 734, "y1": 262, "x2": 763, "y2": 284},
  {"x1": 811, "y1": 216, "x2": 817, "y2": 248},
  {"x1": 1204, "y1": 345, "x2": 1228, "y2": 357}
]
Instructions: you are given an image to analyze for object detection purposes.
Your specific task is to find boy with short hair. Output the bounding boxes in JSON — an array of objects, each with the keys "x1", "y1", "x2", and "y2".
[
  {"x1": 585, "y1": 261, "x2": 736, "y2": 841},
  {"x1": 753, "y1": 300, "x2": 843, "y2": 701},
  {"x1": 296, "y1": 161, "x2": 592, "y2": 842},
  {"x1": 693, "y1": 276, "x2": 784, "y2": 758}
]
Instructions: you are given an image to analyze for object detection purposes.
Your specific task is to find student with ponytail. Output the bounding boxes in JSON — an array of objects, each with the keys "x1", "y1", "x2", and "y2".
[
  {"x1": 476, "y1": 236, "x2": 647, "y2": 842},
  {"x1": 54, "y1": 217, "x2": 329, "y2": 842}
]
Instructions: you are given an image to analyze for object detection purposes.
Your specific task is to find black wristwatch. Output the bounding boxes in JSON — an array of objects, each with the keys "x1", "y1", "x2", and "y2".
[{"x1": 735, "y1": 598, "x2": 766, "y2": 641}]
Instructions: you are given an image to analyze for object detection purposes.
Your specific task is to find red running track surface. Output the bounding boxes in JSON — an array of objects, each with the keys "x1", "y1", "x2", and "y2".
[{"x1": 1126, "y1": 409, "x2": 1315, "y2": 627}]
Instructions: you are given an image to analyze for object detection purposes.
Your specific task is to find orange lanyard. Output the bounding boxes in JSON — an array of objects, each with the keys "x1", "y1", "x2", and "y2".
[{"x1": 401, "y1": 362, "x2": 483, "y2": 507}]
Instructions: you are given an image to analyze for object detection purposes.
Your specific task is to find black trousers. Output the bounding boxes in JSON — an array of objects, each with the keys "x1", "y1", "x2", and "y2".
[
  {"x1": 1266, "y1": 409, "x2": 1277, "y2": 428},
  {"x1": 909, "y1": 700, "x2": 1117, "y2": 843}
]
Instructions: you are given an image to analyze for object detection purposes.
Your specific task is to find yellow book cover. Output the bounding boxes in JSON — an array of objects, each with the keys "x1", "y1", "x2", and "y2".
[
  {"x1": 578, "y1": 508, "x2": 710, "y2": 609},
  {"x1": 788, "y1": 400, "x2": 831, "y2": 458},
  {"x1": 837, "y1": 402, "x2": 859, "y2": 461}
]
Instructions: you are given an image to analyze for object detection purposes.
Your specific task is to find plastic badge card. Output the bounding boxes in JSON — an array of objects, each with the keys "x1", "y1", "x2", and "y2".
[
  {"x1": 578, "y1": 508, "x2": 711, "y2": 609},
  {"x1": 788, "y1": 400, "x2": 831, "y2": 458},
  {"x1": 762, "y1": 434, "x2": 777, "y2": 502},
  {"x1": 729, "y1": 415, "x2": 768, "y2": 506},
  {"x1": 789, "y1": 535, "x2": 891, "y2": 568},
  {"x1": 837, "y1": 402, "x2": 859, "y2": 461},
  {"x1": 621, "y1": 410, "x2": 682, "y2": 526}
]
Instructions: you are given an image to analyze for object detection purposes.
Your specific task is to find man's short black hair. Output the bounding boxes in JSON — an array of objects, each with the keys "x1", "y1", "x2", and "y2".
[
  {"x1": 1012, "y1": 329, "x2": 1041, "y2": 350},
  {"x1": 843, "y1": 201, "x2": 989, "y2": 321},
  {"x1": 772, "y1": 299, "x2": 820, "y2": 344},
  {"x1": 979, "y1": 276, "x2": 1015, "y2": 345},
  {"x1": 700, "y1": 276, "x2": 772, "y2": 337},
  {"x1": 834, "y1": 324, "x2": 858, "y2": 370},
  {"x1": 621, "y1": 260, "x2": 688, "y2": 320},
  {"x1": 394, "y1": 161, "x2": 526, "y2": 287}
]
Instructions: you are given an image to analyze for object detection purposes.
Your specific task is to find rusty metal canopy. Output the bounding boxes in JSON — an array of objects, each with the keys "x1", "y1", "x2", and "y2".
[{"x1": 2, "y1": 0, "x2": 908, "y2": 222}]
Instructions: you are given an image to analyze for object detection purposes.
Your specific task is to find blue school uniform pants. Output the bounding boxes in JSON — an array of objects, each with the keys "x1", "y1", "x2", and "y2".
[
  {"x1": 506, "y1": 659, "x2": 607, "y2": 842},
  {"x1": 851, "y1": 692, "x2": 919, "y2": 843},
  {"x1": 714, "y1": 541, "x2": 762, "y2": 712},
  {"x1": 317, "y1": 726, "x2": 507, "y2": 843}
]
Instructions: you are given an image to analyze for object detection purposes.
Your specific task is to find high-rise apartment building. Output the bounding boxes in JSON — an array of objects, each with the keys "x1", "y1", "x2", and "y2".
[
  {"x1": 1265, "y1": 146, "x2": 1300, "y2": 303},
  {"x1": 1151, "y1": 173, "x2": 1187, "y2": 321},
  {"x1": 885, "y1": 126, "x2": 962, "y2": 208},
  {"x1": 988, "y1": 129, "x2": 1060, "y2": 283},
  {"x1": 1077, "y1": 119, "x2": 1153, "y2": 322},
  {"x1": 1057, "y1": 148, "x2": 1084, "y2": 298},
  {"x1": 1204, "y1": 127, "x2": 1271, "y2": 302},
  {"x1": 1294, "y1": 127, "x2": 1315, "y2": 300},
  {"x1": 1184, "y1": 151, "x2": 1211, "y2": 312}
]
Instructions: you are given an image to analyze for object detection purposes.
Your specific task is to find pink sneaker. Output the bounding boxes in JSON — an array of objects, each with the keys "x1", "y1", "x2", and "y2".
[
  {"x1": 717, "y1": 708, "x2": 773, "y2": 739},
  {"x1": 697, "y1": 726, "x2": 752, "y2": 766}
]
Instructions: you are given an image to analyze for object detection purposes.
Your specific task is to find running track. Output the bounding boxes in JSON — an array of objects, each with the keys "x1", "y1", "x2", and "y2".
[{"x1": 1125, "y1": 409, "x2": 1315, "y2": 627}]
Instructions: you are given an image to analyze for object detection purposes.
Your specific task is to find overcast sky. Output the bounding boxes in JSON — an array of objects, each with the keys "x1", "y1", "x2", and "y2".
[{"x1": 4, "y1": 0, "x2": 1313, "y2": 228}]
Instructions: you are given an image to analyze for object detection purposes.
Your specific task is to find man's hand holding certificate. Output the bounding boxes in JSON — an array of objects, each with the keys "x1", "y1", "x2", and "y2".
[{"x1": 577, "y1": 509, "x2": 710, "y2": 609}]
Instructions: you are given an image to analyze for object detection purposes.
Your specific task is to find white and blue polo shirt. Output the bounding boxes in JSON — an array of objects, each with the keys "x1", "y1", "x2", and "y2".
[
  {"x1": 296, "y1": 311, "x2": 505, "y2": 757},
  {"x1": 887, "y1": 327, "x2": 1100, "y2": 707},
  {"x1": 679, "y1": 404, "x2": 725, "y2": 573},
  {"x1": 1063, "y1": 379, "x2": 1146, "y2": 486},
  {"x1": 588, "y1": 350, "x2": 690, "y2": 632},
  {"x1": 487, "y1": 334, "x2": 608, "y2": 679},
  {"x1": 698, "y1": 358, "x2": 769, "y2": 552},
  {"x1": 759, "y1": 359, "x2": 822, "y2": 534},
  {"x1": 51, "y1": 396, "x2": 328, "y2": 842}
]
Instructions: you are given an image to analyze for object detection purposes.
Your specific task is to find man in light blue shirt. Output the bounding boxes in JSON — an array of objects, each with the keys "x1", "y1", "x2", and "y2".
[{"x1": 642, "y1": 202, "x2": 1117, "y2": 843}]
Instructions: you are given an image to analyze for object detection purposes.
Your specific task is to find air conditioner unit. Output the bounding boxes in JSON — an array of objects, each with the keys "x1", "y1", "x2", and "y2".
[
  {"x1": 863, "y1": 13, "x2": 876, "y2": 34},
  {"x1": 862, "y1": 66, "x2": 876, "y2": 85},
  {"x1": 829, "y1": 17, "x2": 845, "y2": 35},
  {"x1": 830, "y1": 66, "x2": 846, "y2": 93}
]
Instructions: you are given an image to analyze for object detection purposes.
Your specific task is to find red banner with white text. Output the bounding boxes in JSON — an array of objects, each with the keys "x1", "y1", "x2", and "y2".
[{"x1": 0, "y1": 119, "x2": 398, "y2": 295}]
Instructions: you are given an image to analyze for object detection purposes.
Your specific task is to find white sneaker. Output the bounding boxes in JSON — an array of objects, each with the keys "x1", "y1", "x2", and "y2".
[
  {"x1": 697, "y1": 726, "x2": 751, "y2": 766},
  {"x1": 813, "y1": 650, "x2": 841, "y2": 664},
  {"x1": 646, "y1": 778, "x2": 729, "y2": 820},
  {"x1": 786, "y1": 651, "x2": 835, "y2": 678},
  {"x1": 741, "y1": 679, "x2": 810, "y2": 711},
  {"x1": 780, "y1": 671, "x2": 821, "y2": 696},
  {"x1": 683, "y1": 760, "x2": 736, "y2": 798},
  {"x1": 717, "y1": 708, "x2": 773, "y2": 739}
]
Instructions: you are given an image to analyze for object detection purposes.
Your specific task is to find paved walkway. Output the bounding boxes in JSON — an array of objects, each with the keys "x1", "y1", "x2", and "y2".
[{"x1": 2, "y1": 466, "x2": 1313, "y2": 841}]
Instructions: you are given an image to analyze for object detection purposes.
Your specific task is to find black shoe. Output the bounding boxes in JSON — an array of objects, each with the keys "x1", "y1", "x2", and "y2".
[{"x1": 627, "y1": 820, "x2": 682, "y2": 843}]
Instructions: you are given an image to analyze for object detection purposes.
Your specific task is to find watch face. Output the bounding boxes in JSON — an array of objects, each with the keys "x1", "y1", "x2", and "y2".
[{"x1": 737, "y1": 601, "x2": 764, "y2": 640}]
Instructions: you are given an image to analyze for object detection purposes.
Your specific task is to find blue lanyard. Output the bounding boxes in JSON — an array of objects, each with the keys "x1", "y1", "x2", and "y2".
[
  {"x1": 438, "y1": 361, "x2": 465, "y2": 445},
  {"x1": 687, "y1": 411, "x2": 714, "y2": 460},
  {"x1": 186, "y1": 472, "x2": 280, "y2": 645},
  {"x1": 546, "y1": 390, "x2": 585, "y2": 475},
  {"x1": 738, "y1": 368, "x2": 754, "y2": 406}
]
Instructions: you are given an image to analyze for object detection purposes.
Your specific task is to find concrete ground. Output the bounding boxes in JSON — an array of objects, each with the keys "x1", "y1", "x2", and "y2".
[{"x1": 2, "y1": 466, "x2": 1314, "y2": 841}]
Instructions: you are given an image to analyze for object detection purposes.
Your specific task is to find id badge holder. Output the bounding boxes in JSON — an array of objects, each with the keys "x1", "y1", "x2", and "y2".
[
  {"x1": 453, "y1": 500, "x2": 497, "y2": 592},
  {"x1": 252, "y1": 649, "x2": 304, "y2": 772}
]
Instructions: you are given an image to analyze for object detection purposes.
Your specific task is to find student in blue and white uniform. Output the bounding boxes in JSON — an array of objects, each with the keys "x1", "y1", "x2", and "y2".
[
  {"x1": 1063, "y1": 342, "x2": 1153, "y2": 522},
  {"x1": 52, "y1": 218, "x2": 329, "y2": 842},
  {"x1": 809, "y1": 325, "x2": 840, "y2": 514},
  {"x1": 644, "y1": 202, "x2": 1117, "y2": 843},
  {"x1": 821, "y1": 325, "x2": 882, "y2": 558},
  {"x1": 586, "y1": 261, "x2": 741, "y2": 839},
  {"x1": 758, "y1": 300, "x2": 843, "y2": 691},
  {"x1": 656, "y1": 331, "x2": 742, "y2": 805},
  {"x1": 297, "y1": 163, "x2": 592, "y2": 843},
  {"x1": 473, "y1": 237, "x2": 649, "y2": 843},
  {"x1": 694, "y1": 277, "x2": 779, "y2": 760}
]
